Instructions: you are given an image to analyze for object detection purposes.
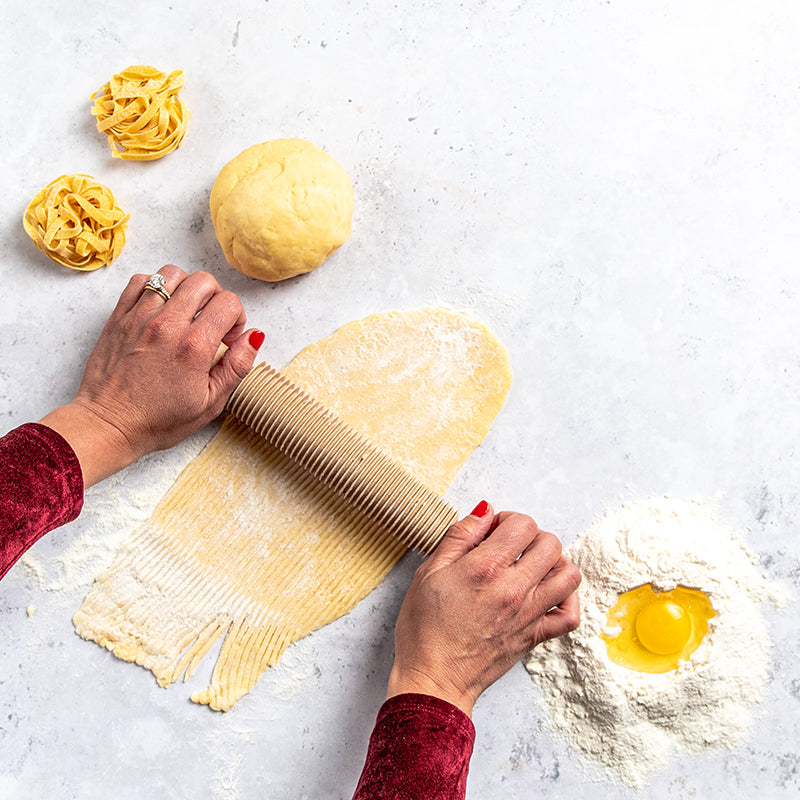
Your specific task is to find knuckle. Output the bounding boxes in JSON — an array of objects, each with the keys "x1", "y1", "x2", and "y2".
[
  {"x1": 566, "y1": 563, "x2": 582, "y2": 592},
  {"x1": 538, "y1": 531, "x2": 563, "y2": 560},
  {"x1": 502, "y1": 581, "x2": 529, "y2": 611},
  {"x1": 194, "y1": 270, "x2": 220, "y2": 290},
  {"x1": 412, "y1": 561, "x2": 431, "y2": 582},
  {"x1": 218, "y1": 289, "x2": 243, "y2": 311},
  {"x1": 143, "y1": 313, "x2": 174, "y2": 342},
  {"x1": 226, "y1": 353, "x2": 250, "y2": 384},
  {"x1": 228, "y1": 354, "x2": 252, "y2": 381},
  {"x1": 179, "y1": 330, "x2": 209, "y2": 360},
  {"x1": 471, "y1": 555, "x2": 503, "y2": 585},
  {"x1": 523, "y1": 513, "x2": 538, "y2": 529},
  {"x1": 215, "y1": 290, "x2": 245, "y2": 323},
  {"x1": 511, "y1": 512, "x2": 538, "y2": 530},
  {"x1": 446, "y1": 520, "x2": 474, "y2": 544},
  {"x1": 564, "y1": 605, "x2": 581, "y2": 632},
  {"x1": 205, "y1": 396, "x2": 228, "y2": 421}
]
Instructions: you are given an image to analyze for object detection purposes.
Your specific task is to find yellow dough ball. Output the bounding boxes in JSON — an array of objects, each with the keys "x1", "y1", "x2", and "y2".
[{"x1": 209, "y1": 138, "x2": 353, "y2": 282}]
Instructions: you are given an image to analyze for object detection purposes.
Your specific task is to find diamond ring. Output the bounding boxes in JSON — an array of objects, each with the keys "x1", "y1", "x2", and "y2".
[{"x1": 144, "y1": 273, "x2": 170, "y2": 302}]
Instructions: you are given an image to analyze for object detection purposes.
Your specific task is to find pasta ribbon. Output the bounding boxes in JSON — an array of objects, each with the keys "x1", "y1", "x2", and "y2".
[
  {"x1": 91, "y1": 65, "x2": 189, "y2": 161},
  {"x1": 23, "y1": 174, "x2": 129, "y2": 271}
]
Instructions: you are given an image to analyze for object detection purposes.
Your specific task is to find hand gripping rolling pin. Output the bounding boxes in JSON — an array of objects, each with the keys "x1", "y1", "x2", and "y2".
[{"x1": 225, "y1": 362, "x2": 459, "y2": 555}]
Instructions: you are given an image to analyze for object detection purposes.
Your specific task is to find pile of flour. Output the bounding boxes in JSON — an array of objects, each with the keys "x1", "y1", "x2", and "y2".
[{"x1": 525, "y1": 496, "x2": 791, "y2": 788}]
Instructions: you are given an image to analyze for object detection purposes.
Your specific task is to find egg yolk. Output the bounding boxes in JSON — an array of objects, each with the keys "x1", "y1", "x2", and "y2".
[{"x1": 601, "y1": 584, "x2": 714, "y2": 673}]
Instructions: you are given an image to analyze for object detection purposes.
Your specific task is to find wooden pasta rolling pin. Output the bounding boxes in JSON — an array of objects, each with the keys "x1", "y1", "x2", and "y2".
[{"x1": 225, "y1": 361, "x2": 459, "y2": 555}]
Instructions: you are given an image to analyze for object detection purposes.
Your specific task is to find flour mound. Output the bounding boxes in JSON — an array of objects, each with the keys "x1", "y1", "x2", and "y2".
[{"x1": 525, "y1": 496, "x2": 790, "y2": 788}]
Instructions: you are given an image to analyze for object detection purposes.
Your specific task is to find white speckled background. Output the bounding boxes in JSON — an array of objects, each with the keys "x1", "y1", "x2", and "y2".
[{"x1": 1, "y1": 1, "x2": 798, "y2": 798}]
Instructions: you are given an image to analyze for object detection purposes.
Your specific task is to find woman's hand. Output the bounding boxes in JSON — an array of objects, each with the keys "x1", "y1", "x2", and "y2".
[
  {"x1": 387, "y1": 503, "x2": 581, "y2": 717},
  {"x1": 41, "y1": 265, "x2": 263, "y2": 487}
]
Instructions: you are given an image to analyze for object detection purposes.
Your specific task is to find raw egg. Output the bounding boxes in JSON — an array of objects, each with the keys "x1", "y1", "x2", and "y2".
[{"x1": 601, "y1": 584, "x2": 714, "y2": 673}]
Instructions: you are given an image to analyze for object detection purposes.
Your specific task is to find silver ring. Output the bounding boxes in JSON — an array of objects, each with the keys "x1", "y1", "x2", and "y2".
[{"x1": 144, "y1": 273, "x2": 170, "y2": 302}]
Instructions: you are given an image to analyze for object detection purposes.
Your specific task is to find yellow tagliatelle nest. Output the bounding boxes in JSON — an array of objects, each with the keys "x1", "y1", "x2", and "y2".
[
  {"x1": 23, "y1": 174, "x2": 129, "y2": 271},
  {"x1": 91, "y1": 65, "x2": 189, "y2": 161}
]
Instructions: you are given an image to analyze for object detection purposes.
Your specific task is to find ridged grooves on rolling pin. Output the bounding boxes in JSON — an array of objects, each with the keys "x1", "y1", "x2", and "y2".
[{"x1": 226, "y1": 363, "x2": 458, "y2": 554}]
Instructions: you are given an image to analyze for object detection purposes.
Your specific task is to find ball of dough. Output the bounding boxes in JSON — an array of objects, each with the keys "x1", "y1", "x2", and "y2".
[{"x1": 209, "y1": 138, "x2": 353, "y2": 282}]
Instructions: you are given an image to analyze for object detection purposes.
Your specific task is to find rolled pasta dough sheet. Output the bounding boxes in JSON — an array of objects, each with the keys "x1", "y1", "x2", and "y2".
[{"x1": 73, "y1": 307, "x2": 512, "y2": 710}]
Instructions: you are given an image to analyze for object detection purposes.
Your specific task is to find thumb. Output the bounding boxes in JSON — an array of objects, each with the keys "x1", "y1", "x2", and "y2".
[
  {"x1": 209, "y1": 328, "x2": 264, "y2": 404},
  {"x1": 431, "y1": 501, "x2": 494, "y2": 566}
]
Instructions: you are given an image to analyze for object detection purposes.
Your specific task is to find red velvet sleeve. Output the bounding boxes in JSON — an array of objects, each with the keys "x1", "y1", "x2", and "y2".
[
  {"x1": 352, "y1": 693, "x2": 476, "y2": 800},
  {"x1": 0, "y1": 423, "x2": 84, "y2": 580}
]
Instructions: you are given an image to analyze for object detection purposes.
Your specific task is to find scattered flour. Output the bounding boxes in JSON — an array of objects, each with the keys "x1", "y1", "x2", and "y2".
[
  {"x1": 525, "y1": 496, "x2": 792, "y2": 789},
  {"x1": 262, "y1": 636, "x2": 321, "y2": 700},
  {"x1": 16, "y1": 433, "x2": 211, "y2": 600},
  {"x1": 203, "y1": 726, "x2": 255, "y2": 800}
]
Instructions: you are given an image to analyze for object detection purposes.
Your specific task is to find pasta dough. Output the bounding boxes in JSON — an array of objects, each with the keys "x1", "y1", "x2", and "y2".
[
  {"x1": 74, "y1": 308, "x2": 511, "y2": 711},
  {"x1": 91, "y1": 65, "x2": 189, "y2": 161},
  {"x1": 209, "y1": 138, "x2": 353, "y2": 281},
  {"x1": 23, "y1": 174, "x2": 128, "y2": 270}
]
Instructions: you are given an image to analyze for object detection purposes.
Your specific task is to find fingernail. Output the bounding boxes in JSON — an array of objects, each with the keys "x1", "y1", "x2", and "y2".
[
  {"x1": 470, "y1": 500, "x2": 489, "y2": 518},
  {"x1": 249, "y1": 330, "x2": 265, "y2": 350}
]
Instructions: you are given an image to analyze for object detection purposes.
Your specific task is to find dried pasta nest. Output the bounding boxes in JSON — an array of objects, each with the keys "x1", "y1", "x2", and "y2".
[
  {"x1": 91, "y1": 65, "x2": 189, "y2": 161},
  {"x1": 23, "y1": 174, "x2": 129, "y2": 271}
]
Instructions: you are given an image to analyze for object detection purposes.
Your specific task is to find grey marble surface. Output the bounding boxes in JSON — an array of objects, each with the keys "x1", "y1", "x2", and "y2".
[{"x1": 1, "y1": 1, "x2": 799, "y2": 798}]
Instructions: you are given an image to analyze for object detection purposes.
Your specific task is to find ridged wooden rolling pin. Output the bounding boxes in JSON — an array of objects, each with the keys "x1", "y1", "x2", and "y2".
[{"x1": 225, "y1": 361, "x2": 459, "y2": 555}]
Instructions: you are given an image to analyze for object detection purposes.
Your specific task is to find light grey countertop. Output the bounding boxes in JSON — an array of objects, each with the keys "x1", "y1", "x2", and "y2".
[{"x1": 1, "y1": 1, "x2": 798, "y2": 798}]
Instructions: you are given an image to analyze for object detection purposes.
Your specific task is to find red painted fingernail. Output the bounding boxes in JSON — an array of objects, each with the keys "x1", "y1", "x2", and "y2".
[
  {"x1": 249, "y1": 330, "x2": 265, "y2": 350},
  {"x1": 471, "y1": 500, "x2": 489, "y2": 518}
]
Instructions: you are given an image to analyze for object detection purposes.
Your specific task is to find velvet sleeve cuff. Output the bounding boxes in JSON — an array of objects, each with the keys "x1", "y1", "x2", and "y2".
[
  {"x1": 352, "y1": 693, "x2": 476, "y2": 800},
  {"x1": 0, "y1": 422, "x2": 84, "y2": 580}
]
